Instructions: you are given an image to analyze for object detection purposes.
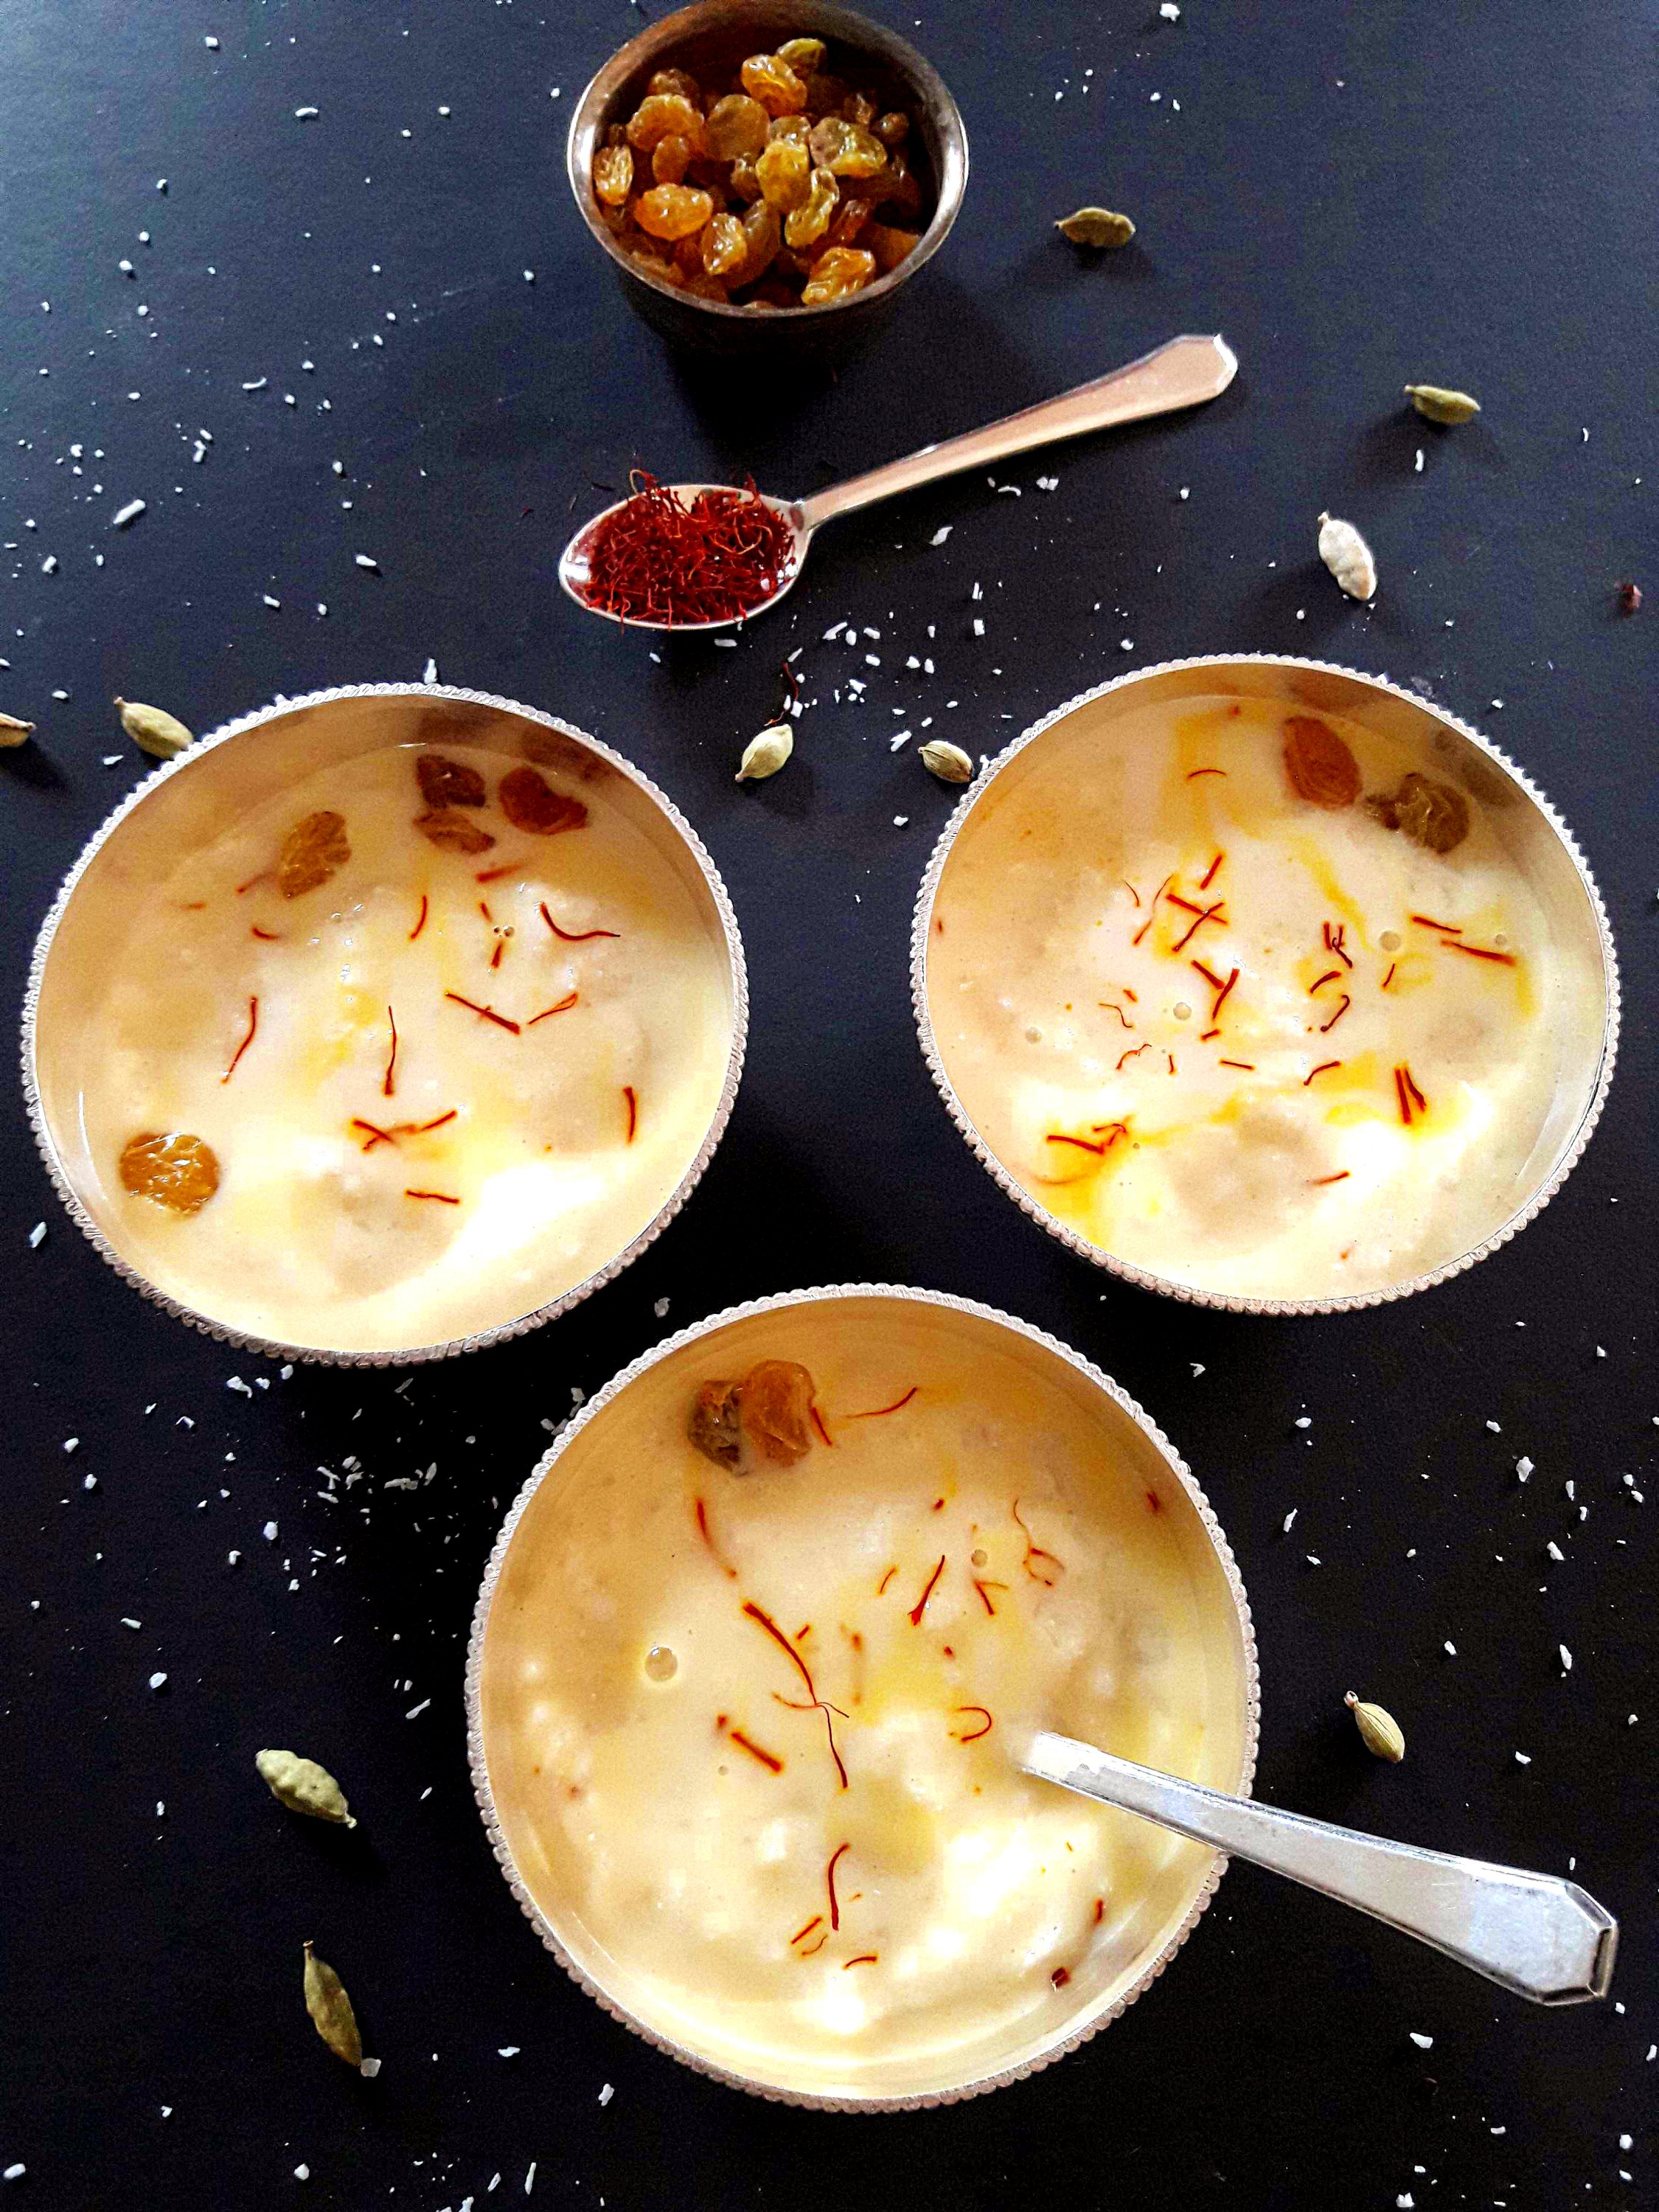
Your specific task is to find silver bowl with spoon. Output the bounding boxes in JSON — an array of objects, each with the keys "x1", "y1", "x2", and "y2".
[
  {"x1": 469, "y1": 1283, "x2": 1614, "y2": 2110},
  {"x1": 558, "y1": 333, "x2": 1238, "y2": 632}
]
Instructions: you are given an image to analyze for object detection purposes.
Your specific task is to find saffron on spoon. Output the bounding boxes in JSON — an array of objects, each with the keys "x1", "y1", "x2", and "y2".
[{"x1": 574, "y1": 473, "x2": 796, "y2": 626}]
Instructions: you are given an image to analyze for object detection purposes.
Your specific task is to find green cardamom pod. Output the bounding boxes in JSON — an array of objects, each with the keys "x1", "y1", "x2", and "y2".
[
  {"x1": 114, "y1": 696, "x2": 194, "y2": 759},
  {"x1": 0, "y1": 712, "x2": 35, "y2": 748},
  {"x1": 302, "y1": 1940, "x2": 364, "y2": 2067},
  {"x1": 919, "y1": 740, "x2": 974, "y2": 784},
  {"x1": 1404, "y1": 383, "x2": 1481, "y2": 425},
  {"x1": 257, "y1": 1747, "x2": 357, "y2": 1826},
  {"x1": 1345, "y1": 1691, "x2": 1405, "y2": 1761},
  {"x1": 1056, "y1": 206, "x2": 1136, "y2": 248}
]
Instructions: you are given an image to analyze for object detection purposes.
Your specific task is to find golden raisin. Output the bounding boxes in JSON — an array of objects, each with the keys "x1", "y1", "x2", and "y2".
[
  {"x1": 626, "y1": 93, "x2": 703, "y2": 153},
  {"x1": 414, "y1": 808, "x2": 495, "y2": 855},
  {"x1": 632, "y1": 248, "x2": 686, "y2": 288},
  {"x1": 647, "y1": 67, "x2": 703, "y2": 103},
  {"x1": 801, "y1": 71, "x2": 849, "y2": 116},
  {"x1": 682, "y1": 271, "x2": 730, "y2": 302},
  {"x1": 415, "y1": 753, "x2": 486, "y2": 808},
  {"x1": 767, "y1": 111, "x2": 813, "y2": 147},
  {"x1": 865, "y1": 220, "x2": 919, "y2": 272},
  {"x1": 776, "y1": 37, "x2": 827, "y2": 72},
  {"x1": 877, "y1": 148, "x2": 922, "y2": 217},
  {"x1": 801, "y1": 246, "x2": 877, "y2": 305},
  {"x1": 808, "y1": 114, "x2": 886, "y2": 178},
  {"x1": 652, "y1": 134, "x2": 695, "y2": 185},
  {"x1": 755, "y1": 136, "x2": 810, "y2": 212},
  {"x1": 498, "y1": 765, "x2": 588, "y2": 836},
  {"x1": 737, "y1": 198, "x2": 782, "y2": 283},
  {"x1": 1366, "y1": 772, "x2": 1470, "y2": 853},
  {"x1": 785, "y1": 166, "x2": 839, "y2": 248},
  {"x1": 636, "y1": 183, "x2": 715, "y2": 240},
  {"x1": 276, "y1": 810, "x2": 350, "y2": 899},
  {"x1": 842, "y1": 90, "x2": 877, "y2": 128},
  {"x1": 738, "y1": 1360, "x2": 818, "y2": 1466},
  {"x1": 740, "y1": 53, "x2": 808, "y2": 116},
  {"x1": 824, "y1": 198, "x2": 873, "y2": 250},
  {"x1": 703, "y1": 92, "x2": 770, "y2": 161},
  {"x1": 874, "y1": 110, "x2": 910, "y2": 146},
  {"x1": 703, "y1": 212, "x2": 748, "y2": 278},
  {"x1": 1283, "y1": 717, "x2": 1362, "y2": 810},
  {"x1": 728, "y1": 154, "x2": 763, "y2": 202},
  {"x1": 592, "y1": 144, "x2": 634, "y2": 206},
  {"x1": 119, "y1": 1132, "x2": 220, "y2": 1216},
  {"x1": 689, "y1": 1378, "x2": 743, "y2": 1470}
]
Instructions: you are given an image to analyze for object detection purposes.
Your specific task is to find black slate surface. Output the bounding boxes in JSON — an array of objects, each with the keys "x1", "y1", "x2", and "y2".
[{"x1": 1, "y1": 3, "x2": 1655, "y2": 2207}]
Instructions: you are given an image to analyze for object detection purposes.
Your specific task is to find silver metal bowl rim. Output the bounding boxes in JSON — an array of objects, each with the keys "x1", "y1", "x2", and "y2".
[
  {"x1": 565, "y1": 0, "x2": 971, "y2": 327},
  {"x1": 464, "y1": 1279, "x2": 1262, "y2": 2112},
  {"x1": 910, "y1": 654, "x2": 1621, "y2": 1318},
  {"x1": 19, "y1": 681, "x2": 751, "y2": 1368}
]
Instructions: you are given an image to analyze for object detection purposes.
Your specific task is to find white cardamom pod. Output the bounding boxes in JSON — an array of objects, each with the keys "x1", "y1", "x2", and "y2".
[
  {"x1": 1317, "y1": 511, "x2": 1377, "y2": 602},
  {"x1": 919, "y1": 740, "x2": 975, "y2": 784},
  {"x1": 735, "y1": 723, "x2": 793, "y2": 782},
  {"x1": 257, "y1": 1747, "x2": 357, "y2": 1826},
  {"x1": 115, "y1": 696, "x2": 194, "y2": 759},
  {"x1": 0, "y1": 712, "x2": 35, "y2": 748},
  {"x1": 1344, "y1": 1691, "x2": 1405, "y2": 1762}
]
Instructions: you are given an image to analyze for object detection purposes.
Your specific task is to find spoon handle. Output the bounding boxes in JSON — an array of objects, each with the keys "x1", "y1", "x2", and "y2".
[
  {"x1": 796, "y1": 334, "x2": 1237, "y2": 534},
  {"x1": 1023, "y1": 1730, "x2": 1616, "y2": 2006}
]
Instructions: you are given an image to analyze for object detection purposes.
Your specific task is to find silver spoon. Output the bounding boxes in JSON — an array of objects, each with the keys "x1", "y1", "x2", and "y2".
[
  {"x1": 1020, "y1": 1728, "x2": 1616, "y2": 2004},
  {"x1": 559, "y1": 332, "x2": 1238, "y2": 633}
]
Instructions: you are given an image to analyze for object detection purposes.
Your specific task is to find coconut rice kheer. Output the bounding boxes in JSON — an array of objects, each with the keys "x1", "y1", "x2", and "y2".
[
  {"x1": 70, "y1": 737, "x2": 733, "y2": 1352},
  {"x1": 927, "y1": 692, "x2": 1570, "y2": 1301},
  {"x1": 479, "y1": 1298, "x2": 1249, "y2": 2098}
]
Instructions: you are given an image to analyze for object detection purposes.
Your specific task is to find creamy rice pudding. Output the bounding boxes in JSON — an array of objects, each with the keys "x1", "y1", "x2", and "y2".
[
  {"x1": 42, "y1": 723, "x2": 734, "y2": 1353},
  {"x1": 477, "y1": 1293, "x2": 1251, "y2": 2101},
  {"x1": 926, "y1": 690, "x2": 1589, "y2": 1301}
]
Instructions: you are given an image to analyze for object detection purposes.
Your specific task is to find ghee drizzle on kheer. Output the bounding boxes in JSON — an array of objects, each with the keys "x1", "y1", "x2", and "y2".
[
  {"x1": 929, "y1": 695, "x2": 1559, "y2": 1300},
  {"x1": 79, "y1": 741, "x2": 732, "y2": 1351}
]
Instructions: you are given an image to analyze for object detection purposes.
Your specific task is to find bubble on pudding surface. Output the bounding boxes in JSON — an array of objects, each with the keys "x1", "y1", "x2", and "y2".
[
  {"x1": 643, "y1": 1644, "x2": 678, "y2": 1683},
  {"x1": 1379, "y1": 928, "x2": 1402, "y2": 951},
  {"x1": 1172, "y1": 1001, "x2": 1192, "y2": 1022},
  {"x1": 1024, "y1": 1024, "x2": 1043, "y2": 1043},
  {"x1": 970, "y1": 1547, "x2": 989, "y2": 1568}
]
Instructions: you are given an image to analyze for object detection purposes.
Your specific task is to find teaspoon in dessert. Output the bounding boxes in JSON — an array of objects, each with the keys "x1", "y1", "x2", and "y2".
[
  {"x1": 559, "y1": 332, "x2": 1238, "y2": 633},
  {"x1": 1021, "y1": 1728, "x2": 1616, "y2": 2005}
]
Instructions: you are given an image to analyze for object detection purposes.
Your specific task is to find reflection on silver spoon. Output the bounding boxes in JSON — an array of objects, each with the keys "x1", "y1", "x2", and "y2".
[{"x1": 1020, "y1": 1727, "x2": 1617, "y2": 2006}]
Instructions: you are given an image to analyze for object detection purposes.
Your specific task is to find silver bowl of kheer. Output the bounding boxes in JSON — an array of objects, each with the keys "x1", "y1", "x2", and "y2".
[
  {"x1": 22, "y1": 684, "x2": 747, "y2": 1364},
  {"x1": 913, "y1": 657, "x2": 1618, "y2": 1315},
  {"x1": 467, "y1": 1284, "x2": 1258, "y2": 2108}
]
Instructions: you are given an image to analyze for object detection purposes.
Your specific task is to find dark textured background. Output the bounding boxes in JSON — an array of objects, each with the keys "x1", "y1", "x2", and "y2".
[{"x1": 1, "y1": 3, "x2": 1654, "y2": 2206}]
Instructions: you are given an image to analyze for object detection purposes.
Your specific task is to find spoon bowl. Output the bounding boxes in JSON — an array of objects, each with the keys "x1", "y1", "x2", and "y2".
[
  {"x1": 558, "y1": 486, "x2": 810, "y2": 635},
  {"x1": 558, "y1": 335, "x2": 1238, "y2": 633}
]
